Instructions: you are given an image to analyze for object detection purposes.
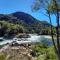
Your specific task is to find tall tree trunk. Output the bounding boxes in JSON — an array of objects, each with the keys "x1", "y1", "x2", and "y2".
[
  {"x1": 56, "y1": 9, "x2": 60, "y2": 60},
  {"x1": 48, "y1": 12, "x2": 57, "y2": 53},
  {"x1": 53, "y1": 0, "x2": 60, "y2": 59}
]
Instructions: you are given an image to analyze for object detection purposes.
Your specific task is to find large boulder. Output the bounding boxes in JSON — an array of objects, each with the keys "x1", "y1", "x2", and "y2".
[{"x1": 16, "y1": 33, "x2": 30, "y2": 38}]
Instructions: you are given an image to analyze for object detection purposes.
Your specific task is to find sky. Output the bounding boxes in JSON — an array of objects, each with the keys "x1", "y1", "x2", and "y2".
[{"x1": 0, "y1": 0, "x2": 56, "y2": 25}]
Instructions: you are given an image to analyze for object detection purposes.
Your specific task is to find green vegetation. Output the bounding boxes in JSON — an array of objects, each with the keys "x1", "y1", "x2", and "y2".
[
  {"x1": 0, "y1": 20, "x2": 59, "y2": 38},
  {"x1": 0, "y1": 21, "x2": 26, "y2": 37},
  {"x1": 33, "y1": 0, "x2": 60, "y2": 59},
  {"x1": 41, "y1": 27, "x2": 57, "y2": 35},
  {"x1": 0, "y1": 44, "x2": 58, "y2": 60},
  {"x1": 0, "y1": 45, "x2": 4, "y2": 49},
  {"x1": 0, "y1": 53, "x2": 6, "y2": 60},
  {"x1": 0, "y1": 20, "x2": 52, "y2": 38},
  {"x1": 0, "y1": 11, "x2": 52, "y2": 35},
  {"x1": 32, "y1": 44, "x2": 58, "y2": 60}
]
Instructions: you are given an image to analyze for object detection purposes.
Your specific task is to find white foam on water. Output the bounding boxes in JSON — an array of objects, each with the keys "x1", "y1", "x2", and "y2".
[{"x1": 0, "y1": 34, "x2": 51, "y2": 45}]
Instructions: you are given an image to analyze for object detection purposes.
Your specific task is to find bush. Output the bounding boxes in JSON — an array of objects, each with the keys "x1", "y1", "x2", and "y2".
[
  {"x1": 46, "y1": 47, "x2": 58, "y2": 60},
  {"x1": 32, "y1": 44, "x2": 58, "y2": 60},
  {"x1": 0, "y1": 53, "x2": 6, "y2": 60}
]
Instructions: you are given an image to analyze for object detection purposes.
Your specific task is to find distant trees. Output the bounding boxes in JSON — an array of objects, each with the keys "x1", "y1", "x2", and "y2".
[
  {"x1": 41, "y1": 28, "x2": 51, "y2": 35},
  {"x1": 0, "y1": 20, "x2": 45, "y2": 37},
  {"x1": 32, "y1": 0, "x2": 60, "y2": 59},
  {"x1": 0, "y1": 21, "x2": 24, "y2": 37}
]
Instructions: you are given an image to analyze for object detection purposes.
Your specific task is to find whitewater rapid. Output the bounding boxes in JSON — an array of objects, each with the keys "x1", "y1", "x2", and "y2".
[{"x1": 0, "y1": 34, "x2": 52, "y2": 45}]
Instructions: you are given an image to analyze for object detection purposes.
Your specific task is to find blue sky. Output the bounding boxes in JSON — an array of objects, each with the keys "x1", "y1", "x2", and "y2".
[{"x1": 0, "y1": 0, "x2": 56, "y2": 25}]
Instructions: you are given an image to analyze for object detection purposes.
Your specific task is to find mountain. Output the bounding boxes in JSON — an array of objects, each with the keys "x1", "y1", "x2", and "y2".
[{"x1": 0, "y1": 12, "x2": 50, "y2": 34}]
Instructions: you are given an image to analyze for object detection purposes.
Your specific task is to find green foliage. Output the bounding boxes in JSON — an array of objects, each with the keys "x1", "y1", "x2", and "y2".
[
  {"x1": 52, "y1": 27, "x2": 56, "y2": 34},
  {"x1": 0, "y1": 20, "x2": 51, "y2": 36},
  {"x1": 46, "y1": 47, "x2": 58, "y2": 60},
  {"x1": 48, "y1": 0, "x2": 60, "y2": 14},
  {"x1": 0, "y1": 45, "x2": 4, "y2": 49},
  {"x1": 0, "y1": 53, "x2": 6, "y2": 60},
  {"x1": 32, "y1": 44, "x2": 47, "y2": 55},
  {"x1": 41, "y1": 27, "x2": 51, "y2": 35},
  {"x1": 32, "y1": 44, "x2": 58, "y2": 60},
  {"x1": 0, "y1": 21, "x2": 24, "y2": 37}
]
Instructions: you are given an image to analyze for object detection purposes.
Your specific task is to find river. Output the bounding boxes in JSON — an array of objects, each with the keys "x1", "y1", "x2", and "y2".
[{"x1": 0, "y1": 34, "x2": 53, "y2": 46}]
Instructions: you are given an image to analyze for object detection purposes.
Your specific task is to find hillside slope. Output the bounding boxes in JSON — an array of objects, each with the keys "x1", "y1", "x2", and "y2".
[{"x1": 0, "y1": 12, "x2": 50, "y2": 34}]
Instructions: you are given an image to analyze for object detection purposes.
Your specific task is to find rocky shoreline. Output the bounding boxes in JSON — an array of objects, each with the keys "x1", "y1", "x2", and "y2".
[{"x1": 0, "y1": 43, "x2": 37, "y2": 60}]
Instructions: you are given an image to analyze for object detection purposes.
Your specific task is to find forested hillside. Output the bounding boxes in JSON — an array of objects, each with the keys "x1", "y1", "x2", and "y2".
[{"x1": 0, "y1": 12, "x2": 51, "y2": 37}]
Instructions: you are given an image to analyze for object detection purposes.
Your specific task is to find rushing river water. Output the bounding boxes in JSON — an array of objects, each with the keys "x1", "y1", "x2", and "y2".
[{"x1": 0, "y1": 34, "x2": 53, "y2": 46}]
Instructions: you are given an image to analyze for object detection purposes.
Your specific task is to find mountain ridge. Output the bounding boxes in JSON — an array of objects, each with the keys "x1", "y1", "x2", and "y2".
[
  {"x1": 0, "y1": 11, "x2": 50, "y2": 34},
  {"x1": 0, "y1": 11, "x2": 50, "y2": 25}
]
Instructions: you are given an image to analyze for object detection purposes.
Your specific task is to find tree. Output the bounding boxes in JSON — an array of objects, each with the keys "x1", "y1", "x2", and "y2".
[
  {"x1": 49, "y1": 0, "x2": 60, "y2": 59},
  {"x1": 32, "y1": 0, "x2": 60, "y2": 59}
]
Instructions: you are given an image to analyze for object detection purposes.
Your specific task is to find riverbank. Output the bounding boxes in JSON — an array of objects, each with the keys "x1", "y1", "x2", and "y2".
[
  {"x1": 0, "y1": 33, "x2": 58, "y2": 60},
  {"x1": 0, "y1": 43, "x2": 37, "y2": 60},
  {"x1": 0, "y1": 34, "x2": 58, "y2": 60},
  {"x1": 0, "y1": 43, "x2": 58, "y2": 60}
]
